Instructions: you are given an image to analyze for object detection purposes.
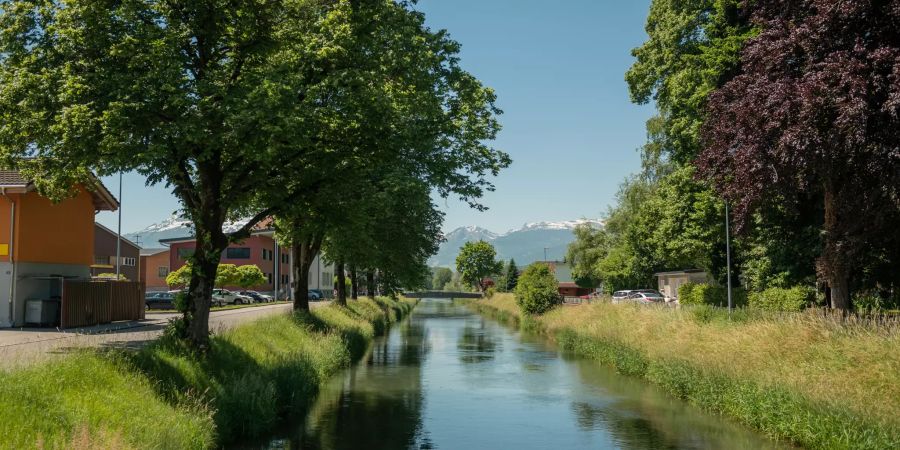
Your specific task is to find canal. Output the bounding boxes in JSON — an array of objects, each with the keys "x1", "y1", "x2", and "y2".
[{"x1": 251, "y1": 299, "x2": 787, "y2": 449}]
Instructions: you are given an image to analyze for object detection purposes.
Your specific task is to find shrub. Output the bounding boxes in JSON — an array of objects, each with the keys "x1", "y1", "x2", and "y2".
[
  {"x1": 515, "y1": 263, "x2": 560, "y2": 315},
  {"x1": 854, "y1": 291, "x2": 884, "y2": 313},
  {"x1": 679, "y1": 282, "x2": 746, "y2": 307},
  {"x1": 484, "y1": 286, "x2": 497, "y2": 299},
  {"x1": 748, "y1": 286, "x2": 812, "y2": 311}
]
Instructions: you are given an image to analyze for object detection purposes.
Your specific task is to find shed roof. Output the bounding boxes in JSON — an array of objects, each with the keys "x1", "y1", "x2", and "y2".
[
  {"x1": 140, "y1": 248, "x2": 169, "y2": 257},
  {"x1": 0, "y1": 169, "x2": 118, "y2": 211}
]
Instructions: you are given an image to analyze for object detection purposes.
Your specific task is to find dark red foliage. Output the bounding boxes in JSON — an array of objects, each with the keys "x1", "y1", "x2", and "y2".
[{"x1": 698, "y1": 0, "x2": 900, "y2": 307}]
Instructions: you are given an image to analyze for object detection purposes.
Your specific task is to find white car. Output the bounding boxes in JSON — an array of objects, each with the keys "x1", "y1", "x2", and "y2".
[
  {"x1": 212, "y1": 289, "x2": 252, "y2": 307},
  {"x1": 611, "y1": 290, "x2": 634, "y2": 304}
]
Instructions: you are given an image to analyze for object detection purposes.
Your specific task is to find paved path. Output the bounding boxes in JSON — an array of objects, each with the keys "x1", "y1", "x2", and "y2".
[{"x1": 0, "y1": 302, "x2": 327, "y2": 369}]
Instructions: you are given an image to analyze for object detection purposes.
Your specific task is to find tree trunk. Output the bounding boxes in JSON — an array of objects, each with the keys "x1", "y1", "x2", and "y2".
[
  {"x1": 336, "y1": 261, "x2": 347, "y2": 306},
  {"x1": 350, "y1": 265, "x2": 359, "y2": 300},
  {"x1": 185, "y1": 229, "x2": 227, "y2": 350},
  {"x1": 822, "y1": 186, "x2": 851, "y2": 311},
  {"x1": 292, "y1": 242, "x2": 310, "y2": 313},
  {"x1": 366, "y1": 270, "x2": 376, "y2": 299}
]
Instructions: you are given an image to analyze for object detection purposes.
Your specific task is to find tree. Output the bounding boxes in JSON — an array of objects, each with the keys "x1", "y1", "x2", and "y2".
[
  {"x1": 515, "y1": 263, "x2": 560, "y2": 315},
  {"x1": 504, "y1": 260, "x2": 519, "y2": 292},
  {"x1": 626, "y1": 0, "x2": 753, "y2": 164},
  {"x1": 0, "y1": 0, "x2": 508, "y2": 348},
  {"x1": 235, "y1": 265, "x2": 267, "y2": 290},
  {"x1": 432, "y1": 268, "x2": 454, "y2": 291},
  {"x1": 455, "y1": 241, "x2": 502, "y2": 293},
  {"x1": 566, "y1": 225, "x2": 609, "y2": 289},
  {"x1": 698, "y1": 0, "x2": 900, "y2": 310}
]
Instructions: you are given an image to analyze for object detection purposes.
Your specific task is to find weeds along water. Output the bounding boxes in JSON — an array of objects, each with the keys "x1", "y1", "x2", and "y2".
[
  {"x1": 0, "y1": 297, "x2": 417, "y2": 449},
  {"x1": 471, "y1": 294, "x2": 900, "y2": 450}
]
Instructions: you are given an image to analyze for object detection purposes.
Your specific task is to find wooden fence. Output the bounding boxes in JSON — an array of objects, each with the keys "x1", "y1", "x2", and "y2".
[{"x1": 60, "y1": 280, "x2": 146, "y2": 329}]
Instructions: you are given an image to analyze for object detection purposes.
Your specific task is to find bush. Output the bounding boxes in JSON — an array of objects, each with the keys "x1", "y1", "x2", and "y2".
[
  {"x1": 854, "y1": 291, "x2": 884, "y2": 313},
  {"x1": 515, "y1": 264, "x2": 560, "y2": 315},
  {"x1": 678, "y1": 282, "x2": 746, "y2": 307},
  {"x1": 748, "y1": 286, "x2": 812, "y2": 311},
  {"x1": 484, "y1": 286, "x2": 497, "y2": 299}
]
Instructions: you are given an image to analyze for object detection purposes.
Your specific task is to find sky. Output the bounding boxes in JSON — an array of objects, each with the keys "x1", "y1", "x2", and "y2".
[{"x1": 97, "y1": 0, "x2": 654, "y2": 236}]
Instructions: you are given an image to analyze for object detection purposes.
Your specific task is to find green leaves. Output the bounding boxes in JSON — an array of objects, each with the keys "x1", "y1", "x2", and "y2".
[{"x1": 455, "y1": 240, "x2": 503, "y2": 292}]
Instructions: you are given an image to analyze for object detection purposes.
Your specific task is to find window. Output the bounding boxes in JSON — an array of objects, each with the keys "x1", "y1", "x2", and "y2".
[
  {"x1": 266, "y1": 273, "x2": 272, "y2": 284},
  {"x1": 178, "y1": 248, "x2": 194, "y2": 260},
  {"x1": 281, "y1": 254, "x2": 288, "y2": 264},
  {"x1": 158, "y1": 266, "x2": 169, "y2": 278},
  {"x1": 123, "y1": 257, "x2": 136, "y2": 267},
  {"x1": 226, "y1": 247, "x2": 251, "y2": 259},
  {"x1": 94, "y1": 256, "x2": 110, "y2": 265}
]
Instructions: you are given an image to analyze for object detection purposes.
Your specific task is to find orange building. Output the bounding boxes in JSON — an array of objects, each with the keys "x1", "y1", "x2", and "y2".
[
  {"x1": 140, "y1": 248, "x2": 171, "y2": 292},
  {"x1": 0, "y1": 170, "x2": 118, "y2": 327}
]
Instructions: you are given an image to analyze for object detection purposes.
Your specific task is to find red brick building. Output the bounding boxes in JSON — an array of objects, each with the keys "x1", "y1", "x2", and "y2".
[{"x1": 161, "y1": 230, "x2": 291, "y2": 294}]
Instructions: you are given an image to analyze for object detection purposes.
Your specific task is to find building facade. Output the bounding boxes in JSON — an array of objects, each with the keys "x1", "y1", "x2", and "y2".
[
  {"x1": 140, "y1": 248, "x2": 170, "y2": 292},
  {"x1": 655, "y1": 270, "x2": 711, "y2": 299},
  {"x1": 162, "y1": 231, "x2": 291, "y2": 295},
  {"x1": 92, "y1": 223, "x2": 141, "y2": 282},
  {"x1": 0, "y1": 171, "x2": 118, "y2": 327}
]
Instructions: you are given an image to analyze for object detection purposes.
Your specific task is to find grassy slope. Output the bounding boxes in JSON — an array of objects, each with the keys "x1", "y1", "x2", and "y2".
[
  {"x1": 473, "y1": 294, "x2": 900, "y2": 450},
  {"x1": 0, "y1": 297, "x2": 416, "y2": 449}
]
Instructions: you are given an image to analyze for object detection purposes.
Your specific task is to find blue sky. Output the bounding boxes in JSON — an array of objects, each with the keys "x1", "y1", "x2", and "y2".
[{"x1": 97, "y1": 0, "x2": 654, "y2": 235}]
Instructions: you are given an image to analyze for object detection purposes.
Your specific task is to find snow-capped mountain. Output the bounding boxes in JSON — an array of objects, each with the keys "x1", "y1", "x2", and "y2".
[
  {"x1": 429, "y1": 219, "x2": 603, "y2": 268},
  {"x1": 125, "y1": 214, "x2": 253, "y2": 248}
]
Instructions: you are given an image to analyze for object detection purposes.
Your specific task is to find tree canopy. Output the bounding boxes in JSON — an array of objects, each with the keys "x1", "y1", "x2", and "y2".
[{"x1": 455, "y1": 241, "x2": 503, "y2": 293}]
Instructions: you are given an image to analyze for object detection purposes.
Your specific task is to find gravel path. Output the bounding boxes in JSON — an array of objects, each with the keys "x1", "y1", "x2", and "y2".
[{"x1": 0, "y1": 302, "x2": 327, "y2": 369}]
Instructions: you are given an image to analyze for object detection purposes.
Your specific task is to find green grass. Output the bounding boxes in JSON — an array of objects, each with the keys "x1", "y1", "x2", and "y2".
[
  {"x1": 473, "y1": 294, "x2": 900, "y2": 450},
  {"x1": 0, "y1": 296, "x2": 416, "y2": 449}
]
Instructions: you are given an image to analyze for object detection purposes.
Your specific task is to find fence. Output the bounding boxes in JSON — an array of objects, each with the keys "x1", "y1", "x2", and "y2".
[{"x1": 60, "y1": 280, "x2": 145, "y2": 329}]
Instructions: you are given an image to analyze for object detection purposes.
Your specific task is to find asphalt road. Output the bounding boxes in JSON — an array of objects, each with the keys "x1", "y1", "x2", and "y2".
[{"x1": 0, "y1": 302, "x2": 326, "y2": 369}]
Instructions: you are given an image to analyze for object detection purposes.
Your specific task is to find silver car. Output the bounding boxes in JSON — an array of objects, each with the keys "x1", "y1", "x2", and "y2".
[{"x1": 611, "y1": 290, "x2": 633, "y2": 304}]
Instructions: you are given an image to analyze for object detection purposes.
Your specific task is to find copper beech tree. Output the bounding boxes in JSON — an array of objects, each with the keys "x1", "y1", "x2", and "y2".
[{"x1": 699, "y1": 0, "x2": 900, "y2": 310}]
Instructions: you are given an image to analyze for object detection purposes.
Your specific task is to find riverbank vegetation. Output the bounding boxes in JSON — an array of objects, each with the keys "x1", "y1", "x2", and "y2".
[
  {"x1": 566, "y1": 0, "x2": 900, "y2": 313},
  {"x1": 0, "y1": 297, "x2": 416, "y2": 449},
  {"x1": 474, "y1": 294, "x2": 900, "y2": 449}
]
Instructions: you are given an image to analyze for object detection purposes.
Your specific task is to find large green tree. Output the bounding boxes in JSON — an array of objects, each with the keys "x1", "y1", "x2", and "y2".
[
  {"x1": 0, "y1": 0, "x2": 508, "y2": 347},
  {"x1": 455, "y1": 241, "x2": 503, "y2": 293},
  {"x1": 432, "y1": 268, "x2": 453, "y2": 291}
]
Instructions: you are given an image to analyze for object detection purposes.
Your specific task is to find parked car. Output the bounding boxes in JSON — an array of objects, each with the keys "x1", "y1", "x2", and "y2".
[
  {"x1": 626, "y1": 292, "x2": 665, "y2": 304},
  {"x1": 635, "y1": 289, "x2": 664, "y2": 296},
  {"x1": 611, "y1": 290, "x2": 633, "y2": 303},
  {"x1": 239, "y1": 290, "x2": 273, "y2": 303},
  {"x1": 145, "y1": 292, "x2": 176, "y2": 310},
  {"x1": 308, "y1": 289, "x2": 326, "y2": 301},
  {"x1": 212, "y1": 289, "x2": 252, "y2": 307}
]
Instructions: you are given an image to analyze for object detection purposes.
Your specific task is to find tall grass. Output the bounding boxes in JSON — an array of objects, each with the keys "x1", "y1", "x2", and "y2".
[
  {"x1": 473, "y1": 294, "x2": 900, "y2": 450},
  {"x1": 0, "y1": 297, "x2": 416, "y2": 449}
]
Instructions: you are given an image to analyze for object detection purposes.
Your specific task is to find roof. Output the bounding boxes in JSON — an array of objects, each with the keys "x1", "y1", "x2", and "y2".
[
  {"x1": 558, "y1": 282, "x2": 582, "y2": 288},
  {"x1": 0, "y1": 169, "x2": 118, "y2": 211},
  {"x1": 140, "y1": 248, "x2": 169, "y2": 257},
  {"x1": 0, "y1": 170, "x2": 28, "y2": 187},
  {"x1": 654, "y1": 269, "x2": 707, "y2": 277},
  {"x1": 94, "y1": 222, "x2": 141, "y2": 250}
]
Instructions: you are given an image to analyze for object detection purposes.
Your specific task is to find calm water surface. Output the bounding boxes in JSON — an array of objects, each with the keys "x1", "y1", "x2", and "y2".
[{"x1": 252, "y1": 299, "x2": 787, "y2": 449}]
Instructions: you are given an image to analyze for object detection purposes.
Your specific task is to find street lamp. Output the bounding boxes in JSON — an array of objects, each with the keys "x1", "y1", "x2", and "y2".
[
  {"x1": 115, "y1": 171, "x2": 123, "y2": 278},
  {"x1": 544, "y1": 247, "x2": 549, "y2": 262},
  {"x1": 725, "y1": 201, "x2": 733, "y2": 313}
]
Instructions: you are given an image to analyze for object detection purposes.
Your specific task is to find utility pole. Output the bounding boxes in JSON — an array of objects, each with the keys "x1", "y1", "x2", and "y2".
[
  {"x1": 544, "y1": 247, "x2": 549, "y2": 262},
  {"x1": 115, "y1": 171, "x2": 123, "y2": 278},
  {"x1": 725, "y1": 201, "x2": 733, "y2": 313}
]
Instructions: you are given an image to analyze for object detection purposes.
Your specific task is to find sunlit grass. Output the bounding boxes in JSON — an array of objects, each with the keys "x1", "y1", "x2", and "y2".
[
  {"x1": 0, "y1": 296, "x2": 415, "y2": 448},
  {"x1": 474, "y1": 293, "x2": 900, "y2": 449}
]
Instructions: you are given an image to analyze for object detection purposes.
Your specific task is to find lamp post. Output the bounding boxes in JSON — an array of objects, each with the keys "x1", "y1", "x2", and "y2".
[
  {"x1": 725, "y1": 201, "x2": 733, "y2": 313},
  {"x1": 115, "y1": 171, "x2": 123, "y2": 278},
  {"x1": 544, "y1": 247, "x2": 549, "y2": 262}
]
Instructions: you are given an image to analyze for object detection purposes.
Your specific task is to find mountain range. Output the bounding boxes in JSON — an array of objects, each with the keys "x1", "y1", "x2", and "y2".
[
  {"x1": 428, "y1": 220, "x2": 604, "y2": 268},
  {"x1": 126, "y1": 216, "x2": 603, "y2": 268}
]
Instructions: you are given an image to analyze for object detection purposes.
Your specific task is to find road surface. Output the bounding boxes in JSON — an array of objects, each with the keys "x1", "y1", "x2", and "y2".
[{"x1": 0, "y1": 302, "x2": 326, "y2": 369}]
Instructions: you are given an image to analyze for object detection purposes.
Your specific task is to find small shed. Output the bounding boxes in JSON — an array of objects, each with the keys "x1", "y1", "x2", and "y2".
[{"x1": 654, "y1": 270, "x2": 710, "y2": 299}]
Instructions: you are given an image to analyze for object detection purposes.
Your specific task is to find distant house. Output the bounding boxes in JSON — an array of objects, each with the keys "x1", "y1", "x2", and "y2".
[
  {"x1": 535, "y1": 260, "x2": 593, "y2": 297},
  {"x1": 0, "y1": 170, "x2": 118, "y2": 327},
  {"x1": 92, "y1": 223, "x2": 141, "y2": 281},
  {"x1": 654, "y1": 270, "x2": 711, "y2": 299},
  {"x1": 140, "y1": 248, "x2": 170, "y2": 292}
]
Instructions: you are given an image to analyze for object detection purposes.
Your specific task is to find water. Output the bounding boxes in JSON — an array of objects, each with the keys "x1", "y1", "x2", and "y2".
[{"x1": 251, "y1": 299, "x2": 787, "y2": 449}]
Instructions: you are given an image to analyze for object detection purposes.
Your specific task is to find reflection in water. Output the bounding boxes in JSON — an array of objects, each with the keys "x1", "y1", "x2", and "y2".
[
  {"x1": 457, "y1": 323, "x2": 499, "y2": 364},
  {"x1": 250, "y1": 299, "x2": 787, "y2": 450}
]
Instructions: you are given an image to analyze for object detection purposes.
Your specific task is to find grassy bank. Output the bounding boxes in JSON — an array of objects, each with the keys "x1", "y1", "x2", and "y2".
[
  {"x1": 0, "y1": 297, "x2": 416, "y2": 449},
  {"x1": 473, "y1": 294, "x2": 900, "y2": 450}
]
